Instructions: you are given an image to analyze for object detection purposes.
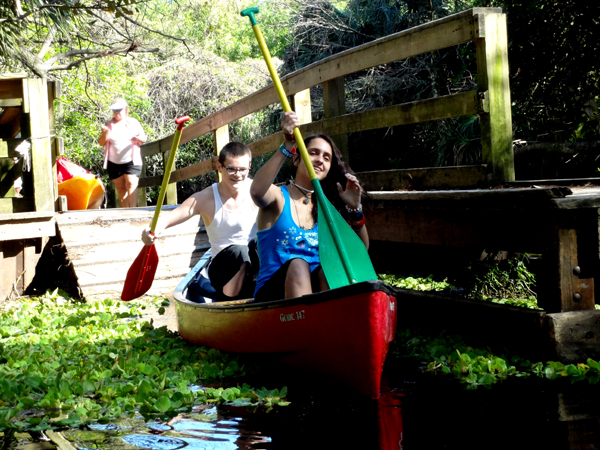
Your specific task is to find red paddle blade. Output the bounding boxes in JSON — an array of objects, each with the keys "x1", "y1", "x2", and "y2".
[{"x1": 121, "y1": 244, "x2": 159, "y2": 301}]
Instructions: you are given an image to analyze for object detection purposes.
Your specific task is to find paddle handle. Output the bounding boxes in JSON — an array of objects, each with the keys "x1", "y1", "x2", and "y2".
[{"x1": 150, "y1": 116, "x2": 191, "y2": 233}]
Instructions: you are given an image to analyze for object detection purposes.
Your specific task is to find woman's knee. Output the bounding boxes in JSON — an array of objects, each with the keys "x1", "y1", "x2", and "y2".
[
  {"x1": 285, "y1": 259, "x2": 311, "y2": 280},
  {"x1": 124, "y1": 174, "x2": 139, "y2": 191}
]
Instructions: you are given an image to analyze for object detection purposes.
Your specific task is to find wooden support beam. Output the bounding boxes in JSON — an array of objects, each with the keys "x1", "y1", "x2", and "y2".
[
  {"x1": 548, "y1": 311, "x2": 600, "y2": 362},
  {"x1": 23, "y1": 78, "x2": 54, "y2": 212},
  {"x1": 323, "y1": 77, "x2": 349, "y2": 161},
  {"x1": 538, "y1": 215, "x2": 596, "y2": 313},
  {"x1": 475, "y1": 11, "x2": 514, "y2": 182},
  {"x1": 358, "y1": 165, "x2": 489, "y2": 190},
  {"x1": 292, "y1": 89, "x2": 312, "y2": 126}
]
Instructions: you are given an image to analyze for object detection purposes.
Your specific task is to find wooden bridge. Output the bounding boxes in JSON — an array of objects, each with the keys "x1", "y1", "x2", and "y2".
[{"x1": 1, "y1": 8, "x2": 599, "y2": 361}]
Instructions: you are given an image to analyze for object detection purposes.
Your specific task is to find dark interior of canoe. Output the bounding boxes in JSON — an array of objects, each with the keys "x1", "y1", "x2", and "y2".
[{"x1": 173, "y1": 252, "x2": 397, "y2": 312}]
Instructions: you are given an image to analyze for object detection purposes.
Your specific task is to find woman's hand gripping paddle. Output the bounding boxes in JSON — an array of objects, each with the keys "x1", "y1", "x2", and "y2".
[
  {"x1": 241, "y1": 7, "x2": 377, "y2": 289},
  {"x1": 121, "y1": 116, "x2": 191, "y2": 301}
]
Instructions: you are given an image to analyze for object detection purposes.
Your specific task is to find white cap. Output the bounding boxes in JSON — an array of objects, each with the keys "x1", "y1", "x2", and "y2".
[{"x1": 109, "y1": 98, "x2": 128, "y2": 110}]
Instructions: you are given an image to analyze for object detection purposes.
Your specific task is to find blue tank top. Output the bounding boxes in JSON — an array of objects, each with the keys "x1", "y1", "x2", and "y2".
[{"x1": 254, "y1": 185, "x2": 320, "y2": 296}]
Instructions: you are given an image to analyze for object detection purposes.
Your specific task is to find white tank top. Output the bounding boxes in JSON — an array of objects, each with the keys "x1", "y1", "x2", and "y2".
[{"x1": 205, "y1": 179, "x2": 258, "y2": 257}]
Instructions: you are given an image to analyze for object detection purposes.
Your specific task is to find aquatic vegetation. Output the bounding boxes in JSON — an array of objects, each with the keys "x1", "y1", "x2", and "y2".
[
  {"x1": 378, "y1": 257, "x2": 541, "y2": 310},
  {"x1": 378, "y1": 273, "x2": 452, "y2": 293},
  {"x1": 0, "y1": 290, "x2": 288, "y2": 432},
  {"x1": 394, "y1": 328, "x2": 600, "y2": 389}
]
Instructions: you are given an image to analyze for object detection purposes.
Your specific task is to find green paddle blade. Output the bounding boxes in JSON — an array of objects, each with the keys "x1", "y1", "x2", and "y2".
[{"x1": 313, "y1": 181, "x2": 377, "y2": 289}]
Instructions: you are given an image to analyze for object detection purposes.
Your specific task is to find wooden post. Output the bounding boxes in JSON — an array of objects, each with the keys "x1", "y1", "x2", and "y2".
[
  {"x1": 213, "y1": 125, "x2": 229, "y2": 182},
  {"x1": 293, "y1": 89, "x2": 312, "y2": 126},
  {"x1": 323, "y1": 77, "x2": 349, "y2": 162},
  {"x1": 539, "y1": 215, "x2": 596, "y2": 313},
  {"x1": 22, "y1": 78, "x2": 54, "y2": 212},
  {"x1": 475, "y1": 10, "x2": 514, "y2": 182},
  {"x1": 47, "y1": 80, "x2": 60, "y2": 208}
]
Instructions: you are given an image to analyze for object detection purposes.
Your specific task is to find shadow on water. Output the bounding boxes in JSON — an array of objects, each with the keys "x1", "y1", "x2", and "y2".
[{"x1": 2, "y1": 362, "x2": 599, "y2": 449}]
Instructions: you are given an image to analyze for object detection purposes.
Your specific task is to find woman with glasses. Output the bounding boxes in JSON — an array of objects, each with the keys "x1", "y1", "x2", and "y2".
[
  {"x1": 142, "y1": 142, "x2": 258, "y2": 301},
  {"x1": 98, "y1": 97, "x2": 147, "y2": 207}
]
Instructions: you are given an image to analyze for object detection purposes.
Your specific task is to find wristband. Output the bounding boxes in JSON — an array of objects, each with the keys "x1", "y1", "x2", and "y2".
[
  {"x1": 346, "y1": 214, "x2": 366, "y2": 230},
  {"x1": 279, "y1": 142, "x2": 297, "y2": 158},
  {"x1": 284, "y1": 132, "x2": 295, "y2": 141},
  {"x1": 347, "y1": 210, "x2": 364, "y2": 222}
]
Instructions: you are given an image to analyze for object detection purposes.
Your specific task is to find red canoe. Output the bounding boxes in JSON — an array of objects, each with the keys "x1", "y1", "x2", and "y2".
[{"x1": 173, "y1": 253, "x2": 397, "y2": 398}]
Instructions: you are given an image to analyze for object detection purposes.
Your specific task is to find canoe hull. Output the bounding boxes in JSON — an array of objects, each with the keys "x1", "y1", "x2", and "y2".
[{"x1": 175, "y1": 280, "x2": 397, "y2": 398}]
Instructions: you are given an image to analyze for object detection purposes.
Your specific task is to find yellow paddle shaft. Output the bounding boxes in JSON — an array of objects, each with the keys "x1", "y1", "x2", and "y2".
[{"x1": 250, "y1": 24, "x2": 317, "y2": 181}]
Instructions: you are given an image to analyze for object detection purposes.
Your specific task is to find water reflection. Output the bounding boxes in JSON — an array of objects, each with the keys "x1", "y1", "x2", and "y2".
[{"x1": 2, "y1": 379, "x2": 599, "y2": 449}]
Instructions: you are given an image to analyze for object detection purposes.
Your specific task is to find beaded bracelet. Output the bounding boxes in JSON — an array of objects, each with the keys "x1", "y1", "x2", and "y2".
[
  {"x1": 284, "y1": 132, "x2": 295, "y2": 141},
  {"x1": 345, "y1": 203, "x2": 363, "y2": 214},
  {"x1": 279, "y1": 142, "x2": 297, "y2": 158}
]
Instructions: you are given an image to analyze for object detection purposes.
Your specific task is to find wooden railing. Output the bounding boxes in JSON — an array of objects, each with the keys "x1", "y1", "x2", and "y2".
[{"x1": 137, "y1": 7, "x2": 513, "y2": 204}]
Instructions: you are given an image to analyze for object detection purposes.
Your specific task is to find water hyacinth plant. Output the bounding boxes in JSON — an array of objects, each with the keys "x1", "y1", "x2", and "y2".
[{"x1": 0, "y1": 290, "x2": 288, "y2": 432}]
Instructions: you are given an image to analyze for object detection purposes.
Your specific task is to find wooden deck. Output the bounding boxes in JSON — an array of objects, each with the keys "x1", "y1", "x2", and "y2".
[{"x1": 55, "y1": 206, "x2": 208, "y2": 300}]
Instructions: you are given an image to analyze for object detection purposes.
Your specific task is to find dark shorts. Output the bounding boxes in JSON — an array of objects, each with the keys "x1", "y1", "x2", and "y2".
[
  {"x1": 254, "y1": 259, "x2": 323, "y2": 303},
  {"x1": 107, "y1": 161, "x2": 142, "y2": 180},
  {"x1": 207, "y1": 240, "x2": 258, "y2": 301}
]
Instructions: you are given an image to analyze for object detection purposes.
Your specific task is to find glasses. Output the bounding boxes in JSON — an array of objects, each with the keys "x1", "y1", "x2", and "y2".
[{"x1": 223, "y1": 166, "x2": 249, "y2": 175}]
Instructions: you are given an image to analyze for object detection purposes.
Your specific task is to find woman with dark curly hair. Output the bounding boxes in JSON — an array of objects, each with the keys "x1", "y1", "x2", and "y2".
[{"x1": 250, "y1": 111, "x2": 368, "y2": 302}]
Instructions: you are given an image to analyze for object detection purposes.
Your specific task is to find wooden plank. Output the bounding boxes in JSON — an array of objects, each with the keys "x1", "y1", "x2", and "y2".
[
  {"x1": 0, "y1": 216, "x2": 56, "y2": 240},
  {"x1": 475, "y1": 11, "x2": 514, "y2": 182},
  {"x1": 0, "y1": 99, "x2": 22, "y2": 107},
  {"x1": 139, "y1": 92, "x2": 479, "y2": 189},
  {"x1": 358, "y1": 165, "x2": 489, "y2": 190},
  {"x1": 56, "y1": 207, "x2": 207, "y2": 299},
  {"x1": 367, "y1": 206, "x2": 549, "y2": 251},
  {"x1": 548, "y1": 311, "x2": 600, "y2": 362},
  {"x1": 23, "y1": 78, "x2": 54, "y2": 212},
  {"x1": 0, "y1": 240, "x2": 19, "y2": 300},
  {"x1": 323, "y1": 77, "x2": 349, "y2": 161},
  {"x1": 368, "y1": 186, "x2": 570, "y2": 207},
  {"x1": 141, "y1": 10, "x2": 486, "y2": 157},
  {"x1": 0, "y1": 197, "x2": 35, "y2": 214},
  {"x1": 0, "y1": 138, "x2": 26, "y2": 157}
]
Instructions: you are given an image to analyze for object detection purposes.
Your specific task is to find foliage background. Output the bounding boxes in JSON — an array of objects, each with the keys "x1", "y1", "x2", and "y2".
[{"x1": 2, "y1": 0, "x2": 599, "y2": 203}]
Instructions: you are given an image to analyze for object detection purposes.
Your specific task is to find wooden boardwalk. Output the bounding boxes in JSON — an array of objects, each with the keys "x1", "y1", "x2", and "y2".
[{"x1": 55, "y1": 206, "x2": 208, "y2": 300}]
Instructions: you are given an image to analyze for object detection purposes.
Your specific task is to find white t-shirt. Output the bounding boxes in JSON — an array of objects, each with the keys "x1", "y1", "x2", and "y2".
[{"x1": 105, "y1": 117, "x2": 146, "y2": 165}]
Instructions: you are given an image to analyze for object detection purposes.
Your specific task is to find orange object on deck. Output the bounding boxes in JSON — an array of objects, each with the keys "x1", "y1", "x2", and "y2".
[{"x1": 58, "y1": 174, "x2": 105, "y2": 210}]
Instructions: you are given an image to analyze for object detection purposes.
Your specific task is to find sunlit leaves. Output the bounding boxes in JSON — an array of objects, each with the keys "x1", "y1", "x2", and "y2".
[
  {"x1": 395, "y1": 327, "x2": 600, "y2": 390},
  {"x1": 0, "y1": 290, "x2": 288, "y2": 432}
]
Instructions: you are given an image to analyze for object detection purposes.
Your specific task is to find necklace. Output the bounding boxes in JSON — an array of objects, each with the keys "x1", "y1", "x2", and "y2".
[
  {"x1": 290, "y1": 177, "x2": 314, "y2": 204},
  {"x1": 291, "y1": 194, "x2": 312, "y2": 230}
]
